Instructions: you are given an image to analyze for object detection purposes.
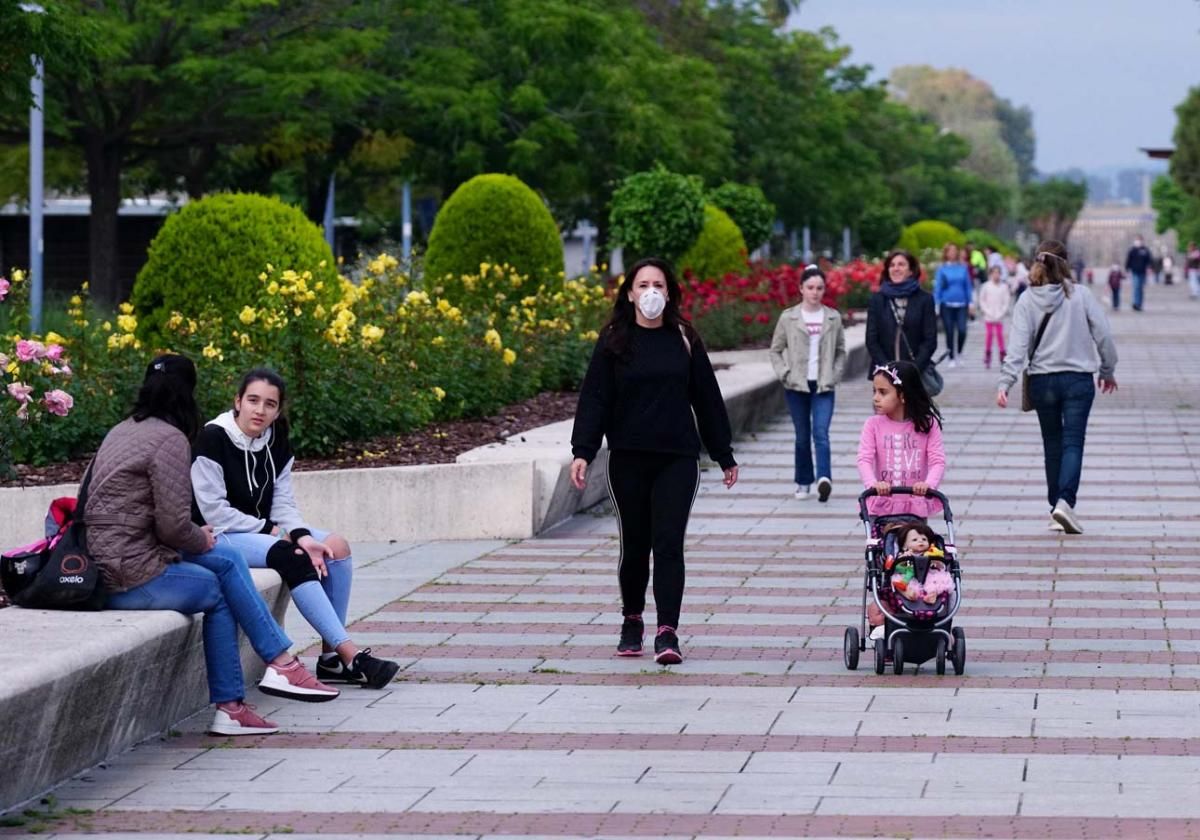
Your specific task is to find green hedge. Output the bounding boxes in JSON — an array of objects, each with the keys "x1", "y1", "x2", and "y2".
[
  {"x1": 132, "y1": 193, "x2": 338, "y2": 341},
  {"x1": 708, "y1": 182, "x2": 775, "y2": 251},
  {"x1": 423, "y1": 174, "x2": 563, "y2": 302},
  {"x1": 896, "y1": 220, "x2": 966, "y2": 254},
  {"x1": 679, "y1": 205, "x2": 747, "y2": 281}
]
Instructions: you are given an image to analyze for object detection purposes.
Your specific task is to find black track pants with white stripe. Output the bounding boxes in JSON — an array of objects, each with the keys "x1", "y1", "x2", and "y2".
[{"x1": 606, "y1": 450, "x2": 700, "y2": 630}]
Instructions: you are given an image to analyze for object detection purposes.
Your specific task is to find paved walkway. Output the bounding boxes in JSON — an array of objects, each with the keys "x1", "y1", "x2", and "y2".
[{"x1": 8, "y1": 281, "x2": 1200, "y2": 838}]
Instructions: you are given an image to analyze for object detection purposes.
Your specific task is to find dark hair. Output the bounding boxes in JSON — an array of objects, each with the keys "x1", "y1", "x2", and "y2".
[
  {"x1": 800, "y1": 264, "x2": 825, "y2": 284},
  {"x1": 896, "y1": 522, "x2": 940, "y2": 552},
  {"x1": 236, "y1": 367, "x2": 290, "y2": 439},
  {"x1": 130, "y1": 354, "x2": 201, "y2": 441},
  {"x1": 1029, "y1": 239, "x2": 1072, "y2": 296},
  {"x1": 872, "y1": 359, "x2": 942, "y2": 435},
  {"x1": 600, "y1": 257, "x2": 697, "y2": 358},
  {"x1": 880, "y1": 249, "x2": 920, "y2": 285}
]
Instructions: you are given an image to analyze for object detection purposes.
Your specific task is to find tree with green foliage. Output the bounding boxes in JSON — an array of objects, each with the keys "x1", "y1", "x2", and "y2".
[
  {"x1": 679, "y1": 204, "x2": 747, "y2": 281},
  {"x1": 0, "y1": 1, "x2": 95, "y2": 114},
  {"x1": 1151, "y1": 174, "x2": 1200, "y2": 245},
  {"x1": 1021, "y1": 178, "x2": 1087, "y2": 244},
  {"x1": 1171, "y1": 86, "x2": 1200, "y2": 201},
  {"x1": 609, "y1": 167, "x2": 706, "y2": 265},
  {"x1": 708, "y1": 182, "x2": 775, "y2": 251}
]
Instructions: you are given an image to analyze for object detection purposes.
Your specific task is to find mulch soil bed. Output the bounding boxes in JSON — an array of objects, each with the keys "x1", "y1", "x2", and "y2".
[{"x1": 0, "y1": 390, "x2": 580, "y2": 609}]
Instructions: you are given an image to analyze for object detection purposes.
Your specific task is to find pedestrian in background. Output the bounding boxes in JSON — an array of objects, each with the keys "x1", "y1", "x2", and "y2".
[
  {"x1": 1107, "y1": 264, "x2": 1123, "y2": 310},
  {"x1": 769, "y1": 264, "x2": 847, "y2": 502},
  {"x1": 1187, "y1": 241, "x2": 1200, "y2": 300},
  {"x1": 978, "y1": 265, "x2": 1012, "y2": 369},
  {"x1": 1125, "y1": 235, "x2": 1153, "y2": 312},
  {"x1": 934, "y1": 243, "x2": 973, "y2": 367},
  {"x1": 865, "y1": 249, "x2": 938, "y2": 377}
]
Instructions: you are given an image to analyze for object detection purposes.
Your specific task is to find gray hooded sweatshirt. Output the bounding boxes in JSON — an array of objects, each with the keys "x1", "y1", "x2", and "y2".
[{"x1": 997, "y1": 282, "x2": 1117, "y2": 393}]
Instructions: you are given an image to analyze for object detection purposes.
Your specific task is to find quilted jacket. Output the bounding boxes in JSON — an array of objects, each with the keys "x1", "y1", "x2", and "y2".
[{"x1": 84, "y1": 416, "x2": 210, "y2": 592}]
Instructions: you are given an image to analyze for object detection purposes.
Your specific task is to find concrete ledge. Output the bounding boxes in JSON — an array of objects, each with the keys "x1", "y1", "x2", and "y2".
[
  {"x1": 0, "y1": 569, "x2": 287, "y2": 811},
  {"x1": 0, "y1": 326, "x2": 868, "y2": 546}
]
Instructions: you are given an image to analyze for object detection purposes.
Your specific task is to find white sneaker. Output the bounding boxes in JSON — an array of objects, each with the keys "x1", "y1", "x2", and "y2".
[
  {"x1": 1049, "y1": 517, "x2": 1065, "y2": 532},
  {"x1": 794, "y1": 485, "x2": 811, "y2": 500},
  {"x1": 816, "y1": 477, "x2": 832, "y2": 503},
  {"x1": 209, "y1": 703, "x2": 279, "y2": 736},
  {"x1": 869, "y1": 625, "x2": 885, "y2": 641},
  {"x1": 1052, "y1": 500, "x2": 1083, "y2": 534}
]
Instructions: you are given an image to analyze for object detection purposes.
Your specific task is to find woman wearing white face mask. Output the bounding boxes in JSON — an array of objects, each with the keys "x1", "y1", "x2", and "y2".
[{"x1": 570, "y1": 257, "x2": 738, "y2": 665}]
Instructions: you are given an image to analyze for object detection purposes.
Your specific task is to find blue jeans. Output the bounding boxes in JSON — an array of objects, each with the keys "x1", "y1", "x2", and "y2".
[
  {"x1": 105, "y1": 544, "x2": 292, "y2": 704},
  {"x1": 1028, "y1": 371, "x2": 1095, "y2": 510},
  {"x1": 218, "y1": 529, "x2": 353, "y2": 648},
  {"x1": 1132, "y1": 272, "x2": 1146, "y2": 309},
  {"x1": 940, "y1": 305, "x2": 968, "y2": 358},
  {"x1": 784, "y1": 384, "x2": 835, "y2": 486}
]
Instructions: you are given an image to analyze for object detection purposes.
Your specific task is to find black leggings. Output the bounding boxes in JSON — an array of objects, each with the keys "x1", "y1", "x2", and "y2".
[{"x1": 606, "y1": 450, "x2": 700, "y2": 630}]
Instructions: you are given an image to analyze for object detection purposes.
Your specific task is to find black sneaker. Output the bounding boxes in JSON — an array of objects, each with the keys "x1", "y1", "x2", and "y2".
[
  {"x1": 617, "y1": 615, "x2": 644, "y2": 657},
  {"x1": 318, "y1": 648, "x2": 400, "y2": 689},
  {"x1": 816, "y1": 477, "x2": 832, "y2": 503},
  {"x1": 654, "y1": 626, "x2": 683, "y2": 665}
]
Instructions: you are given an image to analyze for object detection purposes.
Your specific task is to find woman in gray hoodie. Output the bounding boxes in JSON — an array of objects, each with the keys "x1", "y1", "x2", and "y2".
[{"x1": 995, "y1": 240, "x2": 1118, "y2": 534}]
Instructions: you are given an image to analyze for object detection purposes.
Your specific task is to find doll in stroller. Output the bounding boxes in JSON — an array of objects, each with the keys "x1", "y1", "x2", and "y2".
[{"x1": 842, "y1": 487, "x2": 966, "y2": 676}]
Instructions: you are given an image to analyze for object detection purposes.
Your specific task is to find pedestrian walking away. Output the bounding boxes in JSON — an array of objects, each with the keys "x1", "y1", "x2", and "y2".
[
  {"x1": 192, "y1": 367, "x2": 401, "y2": 690},
  {"x1": 996, "y1": 240, "x2": 1119, "y2": 535},
  {"x1": 865, "y1": 249, "x2": 938, "y2": 377},
  {"x1": 1125, "y1": 235, "x2": 1153, "y2": 311},
  {"x1": 90, "y1": 355, "x2": 339, "y2": 738},
  {"x1": 1107, "y1": 264, "x2": 1123, "y2": 311},
  {"x1": 570, "y1": 257, "x2": 738, "y2": 666},
  {"x1": 934, "y1": 243, "x2": 973, "y2": 366},
  {"x1": 769, "y1": 264, "x2": 847, "y2": 502},
  {"x1": 978, "y1": 265, "x2": 1012, "y2": 368}
]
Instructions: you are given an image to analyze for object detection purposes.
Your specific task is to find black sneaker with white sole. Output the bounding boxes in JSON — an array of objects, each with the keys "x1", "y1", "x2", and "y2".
[
  {"x1": 317, "y1": 648, "x2": 400, "y2": 689},
  {"x1": 816, "y1": 477, "x2": 832, "y2": 503},
  {"x1": 654, "y1": 626, "x2": 683, "y2": 665}
]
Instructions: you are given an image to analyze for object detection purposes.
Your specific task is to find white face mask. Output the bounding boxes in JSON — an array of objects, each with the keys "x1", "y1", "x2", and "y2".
[{"x1": 635, "y1": 287, "x2": 666, "y2": 320}]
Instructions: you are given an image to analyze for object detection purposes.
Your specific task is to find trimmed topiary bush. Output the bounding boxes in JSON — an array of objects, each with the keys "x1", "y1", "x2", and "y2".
[
  {"x1": 679, "y1": 205, "x2": 747, "y2": 281},
  {"x1": 132, "y1": 193, "x2": 338, "y2": 340},
  {"x1": 963, "y1": 228, "x2": 1020, "y2": 256},
  {"x1": 609, "y1": 166, "x2": 706, "y2": 265},
  {"x1": 708, "y1": 182, "x2": 775, "y2": 251},
  {"x1": 423, "y1": 173, "x2": 563, "y2": 301},
  {"x1": 896, "y1": 220, "x2": 966, "y2": 254}
]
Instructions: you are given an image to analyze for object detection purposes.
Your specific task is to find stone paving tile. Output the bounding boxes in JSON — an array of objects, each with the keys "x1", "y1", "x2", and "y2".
[{"x1": 12, "y1": 287, "x2": 1200, "y2": 838}]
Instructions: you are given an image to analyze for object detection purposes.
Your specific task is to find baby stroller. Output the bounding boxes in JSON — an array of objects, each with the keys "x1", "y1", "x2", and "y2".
[{"x1": 842, "y1": 487, "x2": 965, "y2": 676}]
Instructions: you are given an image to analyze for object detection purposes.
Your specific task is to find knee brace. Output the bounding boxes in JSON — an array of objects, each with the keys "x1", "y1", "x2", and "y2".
[{"x1": 265, "y1": 540, "x2": 319, "y2": 589}]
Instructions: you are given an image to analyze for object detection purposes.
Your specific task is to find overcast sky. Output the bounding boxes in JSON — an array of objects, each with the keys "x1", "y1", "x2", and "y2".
[{"x1": 790, "y1": 0, "x2": 1200, "y2": 174}]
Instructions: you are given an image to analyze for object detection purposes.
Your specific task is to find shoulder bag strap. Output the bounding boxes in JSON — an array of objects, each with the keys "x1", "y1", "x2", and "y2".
[
  {"x1": 75, "y1": 460, "x2": 96, "y2": 519},
  {"x1": 1026, "y1": 306, "x2": 1058, "y2": 365},
  {"x1": 891, "y1": 300, "x2": 929, "y2": 367}
]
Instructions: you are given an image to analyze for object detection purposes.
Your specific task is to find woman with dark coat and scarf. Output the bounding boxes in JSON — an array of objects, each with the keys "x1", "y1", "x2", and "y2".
[{"x1": 865, "y1": 249, "x2": 938, "y2": 374}]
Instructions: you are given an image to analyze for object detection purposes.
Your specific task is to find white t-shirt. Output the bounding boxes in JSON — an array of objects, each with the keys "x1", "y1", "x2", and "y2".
[{"x1": 802, "y1": 308, "x2": 823, "y2": 382}]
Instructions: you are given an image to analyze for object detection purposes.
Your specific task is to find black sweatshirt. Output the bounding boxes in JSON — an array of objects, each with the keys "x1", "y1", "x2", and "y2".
[{"x1": 570, "y1": 324, "x2": 736, "y2": 470}]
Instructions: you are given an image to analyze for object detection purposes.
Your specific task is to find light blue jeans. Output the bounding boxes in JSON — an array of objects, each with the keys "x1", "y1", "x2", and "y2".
[
  {"x1": 218, "y1": 529, "x2": 353, "y2": 648},
  {"x1": 105, "y1": 544, "x2": 292, "y2": 704}
]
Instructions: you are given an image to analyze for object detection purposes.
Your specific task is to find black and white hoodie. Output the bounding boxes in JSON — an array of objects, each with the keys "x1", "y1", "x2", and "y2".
[{"x1": 191, "y1": 410, "x2": 312, "y2": 540}]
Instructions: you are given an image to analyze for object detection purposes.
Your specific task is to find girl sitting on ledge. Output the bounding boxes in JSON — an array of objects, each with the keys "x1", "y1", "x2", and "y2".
[{"x1": 191, "y1": 367, "x2": 400, "y2": 690}]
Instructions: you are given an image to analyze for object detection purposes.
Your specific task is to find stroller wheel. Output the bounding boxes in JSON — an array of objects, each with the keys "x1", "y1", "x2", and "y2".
[
  {"x1": 892, "y1": 637, "x2": 905, "y2": 676},
  {"x1": 952, "y1": 627, "x2": 966, "y2": 675},
  {"x1": 874, "y1": 638, "x2": 886, "y2": 674},
  {"x1": 843, "y1": 627, "x2": 860, "y2": 670},
  {"x1": 935, "y1": 637, "x2": 947, "y2": 675}
]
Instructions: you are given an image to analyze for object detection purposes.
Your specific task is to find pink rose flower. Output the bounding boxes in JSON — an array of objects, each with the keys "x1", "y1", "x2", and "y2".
[
  {"x1": 42, "y1": 389, "x2": 73, "y2": 417},
  {"x1": 45, "y1": 343, "x2": 64, "y2": 362},
  {"x1": 15, "y1": 339, "x2": 45, "y2": 362},
  {"x1": 0, "y1": 278, "x2": 9, "y2": 300},
  {"x1": 53, "y1": 363, "x2": 72, "y2": 377},
  {"x1": 7, "y1": 381, "x2": 33, "y2": 403}
]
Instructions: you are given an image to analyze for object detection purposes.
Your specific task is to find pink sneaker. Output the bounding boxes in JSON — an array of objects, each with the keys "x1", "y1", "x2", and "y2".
[
  {"x1": 258, "y1": 658, "x2": 340, "y2": 702},
  {"x1": 209, "y1": 703, "x2": 279, "y2": 736}
]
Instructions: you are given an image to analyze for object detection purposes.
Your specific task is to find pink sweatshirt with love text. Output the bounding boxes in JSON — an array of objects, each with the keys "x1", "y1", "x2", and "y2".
[{"x1": 857, "y1": 414, "x2": 945, "y2": 518}]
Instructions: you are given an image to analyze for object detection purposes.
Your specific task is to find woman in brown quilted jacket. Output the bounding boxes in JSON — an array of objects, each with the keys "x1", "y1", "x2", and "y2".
[{"x1": 89, "y1": 355, "x2": 339, "y2": 735}]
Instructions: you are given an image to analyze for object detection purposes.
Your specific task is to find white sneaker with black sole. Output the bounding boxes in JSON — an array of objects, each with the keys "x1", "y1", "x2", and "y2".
[
  {"x1": 1052, "y1": 500, "x2": 1083, "y2": 534},
  {"x1": 816, "y1": 477, "x2": 832, "y2": 503}
]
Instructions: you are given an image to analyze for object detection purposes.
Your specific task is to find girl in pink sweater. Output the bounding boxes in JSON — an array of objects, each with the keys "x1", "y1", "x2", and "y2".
[{"x1": 857, "y1": 361, "x2": 945, "y2": 519}]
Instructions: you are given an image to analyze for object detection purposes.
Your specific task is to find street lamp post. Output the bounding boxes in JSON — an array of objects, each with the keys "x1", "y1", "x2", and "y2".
[{"x1": 21, "y1": 2, "x2": 46, "y2": 335}]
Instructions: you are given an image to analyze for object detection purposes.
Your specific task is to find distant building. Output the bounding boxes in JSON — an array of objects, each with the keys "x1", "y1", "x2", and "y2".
[
  {"x1": 1085, "y1": 174, "x2": 1112, "y2": 205},
  {"x1": 1068, "y1": 203, "x2": 1176, "y2": 268},
  {"x1": 1116, "y1": 169, "x2": 1150, "y2": 206}
]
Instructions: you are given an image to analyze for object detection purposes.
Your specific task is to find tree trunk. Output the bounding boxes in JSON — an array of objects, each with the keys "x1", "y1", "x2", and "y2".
[{"x1": 85, "y1": 139, "x2": 124, "y2": 305}]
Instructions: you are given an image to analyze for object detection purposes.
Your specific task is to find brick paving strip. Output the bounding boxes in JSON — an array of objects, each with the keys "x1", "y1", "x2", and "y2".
[{"x1": 9, "y1": 284, "x2": 1200, "y2": 837}]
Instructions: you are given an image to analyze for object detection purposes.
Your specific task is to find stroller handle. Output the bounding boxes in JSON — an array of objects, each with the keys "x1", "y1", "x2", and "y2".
[{"x1": 857, "y1": 487, "x2": 953, "y2": 522}]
